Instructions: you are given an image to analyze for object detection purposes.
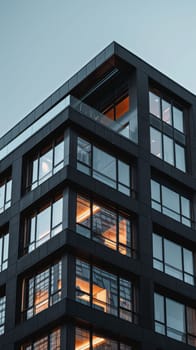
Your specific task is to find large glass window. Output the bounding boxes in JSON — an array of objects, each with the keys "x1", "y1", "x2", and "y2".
[
  {"x1": 21, "y1": 261, "x2": 62, "y2": 320},
  {"x1": 77, "y1": 137, "x2": 131, "y2": 196},
  {"x1": 153, "y1": 233, "x2": 195, "y2": 285},
  {"x1": 27, "y1": 136, "x2": 64, "y2": 191},
  {"x1": 103, "y1": 94, "x2": 130, "y2": 121},
  {"x1": 0, "y1": 176, "x2": 12, "y2": 213},
  {"x1": 75, "y1": 326, "x2": 133, "y2": 349},
  {"x1": 149, "y1": 91, "x2": 184, "y2": 133},
  {"x1": 0, "y1": 229, "x2": 9, "y2": 272},
  {"x1": 154, "y1": 293, "x2": 196, "y2": 346},
  {"x1": 23, "y1": 195, "x2": 63, "y2": 254},
  {"x1": 75, "y1": 259, "x2": 136, "y2": 323},
  {"x1": 150, "y1": 127, "x2": 186, "y2": 171},
  {"x1": 21, "y1": 328, "x2": 60, "y2": 350},
  {"x1": 151, "y1": 180, "x2": 191, "y2": 227},
  {"x1": 76, "y1": 194, "x2": 134, "y2": 257}
]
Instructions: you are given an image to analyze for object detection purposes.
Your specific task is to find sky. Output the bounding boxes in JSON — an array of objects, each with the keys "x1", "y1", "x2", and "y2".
[{"x1": 0, "y1": 0, "x2": 196, "y2": 138}]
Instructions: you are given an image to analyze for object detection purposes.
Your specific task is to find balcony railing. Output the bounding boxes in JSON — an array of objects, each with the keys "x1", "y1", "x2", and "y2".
[{"x1": 0, "y1": 95, "x2": 138, "y2": 161}]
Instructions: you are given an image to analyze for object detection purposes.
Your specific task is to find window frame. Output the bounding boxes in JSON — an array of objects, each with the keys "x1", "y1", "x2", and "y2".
[
  {"x1": 75, "y1": 258, "x2": 137, "y2": 323},
  {"x1": 152, "y1": 232, "x2": 195, "y2": 285},
  {"x1": 0, "y1": 228, "x2": 9, "y2": 272},
  {"x1": 150, "y1": 126, "x2": 186, "y2": 172},
  {"x1": 26, "y1": 135, "x2": 64, "y2": 192},
  {"x1": 77, "y1": 136, "x2": 132, "y2": 196},
  {"x1": 20, "y1": 328, "x2": 61, "y2": 350},
  {"x1": 0, "y1": 292, "x2": 6, "y2": 336},
  {"x1": 76, "y1": 194, "x2": 136, "y2": 258},
  {"x1": 151, "y1": 180, "x2": 191, "y2": 227},
  {"x1": 23, "y1": 194, "x2": 63, "y2": 254},
  {"x1": 21, "y1": 261, "x2": 62, "y2": 320},
  {"x1": 154, "y1": 293, "x2": 196, "y2": 346},
  {"x1": 0, "y1": 176, "x2": 12, "y2": 214}
]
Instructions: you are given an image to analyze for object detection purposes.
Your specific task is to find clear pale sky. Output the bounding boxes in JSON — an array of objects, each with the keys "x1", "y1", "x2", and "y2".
[{"x1": 0, "y1": 0, "x2": 196, "y2": 137}]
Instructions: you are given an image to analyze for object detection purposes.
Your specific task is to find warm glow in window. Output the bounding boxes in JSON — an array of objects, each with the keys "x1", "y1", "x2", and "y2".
[{"x1": 104, "y1": 95, "x2": 130, "y2": 120}]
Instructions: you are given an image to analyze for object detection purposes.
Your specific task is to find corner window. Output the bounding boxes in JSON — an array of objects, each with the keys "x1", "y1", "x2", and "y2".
[
  {"x1": 75, "y1": 259, "x2": 136, "y2": 323},
  {"x1": 149, "y1": 91, "x2": 184, "y2": 133},
  {"x1": 0, "y1": 176, "x2": 12, "y2": 213},
  {"x1": 77, "y1": 137, "x2": 132, "y2": 196},
  {"x1": 0, "y1": 228, "x2": 9, "y2": 272},
  {"x1": 75, "y1": 326, "x2": 133, "y2": 349},
  {"x1": 23, "y1": 195, "x2": 63, "y2": 254},
  {"x1": 21, "y1": 261, "x2": 62, "y2": 320},
  {"x1": 0, "y1": 292, "x2": 6, "y2": 335},
  {"x1": 151, "y1": 180, "x2": 191, "y2": 227},
  {"x1": 153, "y1": 233, "x2": 195, "y2": 285},
  {"x1": 76, "y1": 194, "x2": 135, "y2": 257},
  {"x1": 21, "y1": 328, "x2": 60, "y2": 350},
  {"x1": 154, "y1": 293, "x2": 196, "y2": 346},
  {"x1": 26, "y1": 136, "x2": 64, "y2": 191}
]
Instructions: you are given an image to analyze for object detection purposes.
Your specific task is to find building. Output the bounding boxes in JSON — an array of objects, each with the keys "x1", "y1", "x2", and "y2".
[{"x1": 0, "y1": 41, "x2": 196, "y2": 350}]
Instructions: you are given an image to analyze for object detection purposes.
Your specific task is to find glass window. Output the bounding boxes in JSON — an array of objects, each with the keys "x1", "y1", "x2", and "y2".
[
  {"x1": 162, "y1": 186, "x2": 180, "y2": 221},
  {"x1": 166, "y1": 299, "x2": 185, "y2": 342},
  {"x1": 0, "y1": 230, "x2": 9, "y2": 272},
  {"x1": 76, "y1": 194, "x2": 134, "y2": 257},
  {"x1": 149, "y1": 92, "x2": 160, "y2": 118},
  {"x1": 104, "y1": 95, "x2": 130, "y2": 121},
  {"x1": 0, "y1": 177, "x2": 12, "y2": 213},
  {"x1": 77, "y1": 137, "x2": 91, "y2": 175},
  {"x1": 28, "y1": 137, "x2": 64, "y2": 191},
  {"x1": 0, "y1": 294, "x2": 6, "y2": 335},
  {"x1": 150, "y1": 127, "x2": 186, "y2": 172},
  {"x1": 154, "y1": 293, "x2": 196, "y2": 345},
  {"x1": 75, "y1": 327, "x2": 133, "y2": 350},
  {"x1": 173, "y1": 106, "x2": 184, "y2": 133},
  {"x1": 153, "y1": 233, "x2": 195, "y2": 285},
  {"x1": 77, "y1": 137, "x2": 131, "y2": 196},
  {"x1": 21, "y1": 328, "x2": 60, "y2": 350},
  {"x1": 151, "y1": 180, "x2": 191, "y2": 227},
  {"x1": 149, "y1": 90, "x2": 184, "y2": 133},
  {"x1": 22, "y1": 261, "x2": 62, "y2": 320},
  {"x1": 150, "y1": 127, "x2": 162, "y2": 159},
  {"x1": 93, "y1": 147, "x2": 116, "y2": 188},
  {"x1": 75, "y1": 259, "x2": 135, "y2": 322},
  {"x1": 163, "y1": 135, "x2": 174, "y2": 165},
  {"x1": 24, "y1": 196, "x2": 63, "y2": 254},
  {"x1": 162, "y1": 100, "x2": 172, "y2": 125}
]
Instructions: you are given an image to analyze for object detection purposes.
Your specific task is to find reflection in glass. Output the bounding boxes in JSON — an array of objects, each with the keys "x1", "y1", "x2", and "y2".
[
  {"x1": 175, "y1": 144, "x2": 185, "y2": 172},
  {"x1": 93, "y1": 147, "x2": 116, "y2": 188},
  {"x1": 150, "y1": 127, "x2": 162, "y2": 158},
  {"x1": 76, "y1": 195, "x2": 133, "y2": 257},
  {"x1": 77, "y1": 137, "x2": 131, "y2": 196},
  {"x1": 0, "y1": 232, "x2": 9, "y2": 272},
  {"x1": 23, "y1": 262, "x2": 62, "y2": 320},
  {"x1": 76, "y1": 259, "x2": 134, "y2": 322},
  {"x1": 22, "y1": 328, "x2": 60, "y2": 350},
  {"x1": 166, "y1": 299, "x2": 185, "y2": 342},
  {"x1": 149, "y1": 92, "x2": 160, "y2": 118},
  {"x1": 25, "y1": 196, "x2": 63, "y2": 253},
  {"x1": 153, "y1": 233, "x2": 195, "y2": 285},
  {"x1": 163, "y1": 135, "x2": 174, "y2": 165},
  {"x1": 0, "y1": 178, "x2": 12, "y2": 213},
  {"x1": 30, "y1": 138, "x2": 64, "y2": 190},
  {"x1": 173, "y1": 106, "x2": 184, "y2": 132},
  {"x1": 151, "y1": 180, "x2": 191, "y2": 227},
  {"x1": 75, "y1": 327, "x2": 132, "y2": 350},
  {"x1": 162, "y1": 100, "x2": 172, "y2": 125}
]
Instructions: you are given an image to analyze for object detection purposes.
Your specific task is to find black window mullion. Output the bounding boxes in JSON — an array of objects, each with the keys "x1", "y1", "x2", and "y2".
[
  {"x1": 179, "y1": 195, "x2": 183, "y2": 224},
  {"x1": 49, "y1": 265, "x2": 52, "y2": 307},
  {"x1": 116, "y1": 159, "x2": 118, "y2": 191},
  {"x1": 160, "y1": 184, "x2": 163, "y2": 215},
  {"x1": 90, "y1": 198, "x2": 93, "y2": 240},
  {"x1": 162, "y1": 236, "x2": 165, "y2": 274},
  {"x1": 50, "y1": 201, "x2": 53, "y2": 239},
  {"x1": 117, "y1": 275, "x2": 120, "y2": 320},
  {"x1": 117, "y1": 213, "x2": 119, "y2": 254},
  {"x1": 182, "y1": 247, "x2": 185, "y2": 283},
  {"x1": 164, "y1": 296, "x2": 167, "y2": 336},
  {"x1": 51, "y1": 141, "x2": 55, "y2": 176},
  {"x1": 90, "y1": 264, "x2": 93, "y2": 309},
  {"x1": 185, "y1": 305, "x2": 188, "y2": 345}
]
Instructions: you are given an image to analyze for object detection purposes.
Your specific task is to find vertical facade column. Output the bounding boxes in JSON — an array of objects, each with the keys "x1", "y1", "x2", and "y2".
[{"x1": 136, "y1": 69, "x2": 154, "y2": 332}]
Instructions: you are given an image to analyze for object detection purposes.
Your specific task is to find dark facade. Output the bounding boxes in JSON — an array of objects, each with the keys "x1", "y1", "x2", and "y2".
[{"x1": 0, "y1": 42, "x2": 196, "y2": 350}]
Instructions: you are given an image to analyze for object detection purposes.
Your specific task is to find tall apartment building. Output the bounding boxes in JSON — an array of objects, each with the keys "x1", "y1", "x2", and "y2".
[{"x1": 0, "y1": 42, "x2": 196, "y2": 350}]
